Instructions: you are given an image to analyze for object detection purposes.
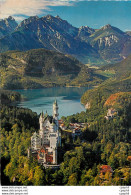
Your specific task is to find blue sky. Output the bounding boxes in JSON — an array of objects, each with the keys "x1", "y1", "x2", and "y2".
[
  {"x1": 0, "y1": 0, "x2": 131, "y2": 31},
  {"x1": 47, "y1": 1, "x2": 131, "y2": 31}
]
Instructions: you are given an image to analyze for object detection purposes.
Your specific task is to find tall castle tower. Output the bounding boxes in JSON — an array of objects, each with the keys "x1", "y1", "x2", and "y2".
[
  {"x1": 53, "y1": 100, "x2": 59, "y2": 118},
  {"x1": 53, "y1": 100, "x2": 59, "y2": 129},
  {"x1": 39, "y1": 111, "x2": 44, "y2": 130}
]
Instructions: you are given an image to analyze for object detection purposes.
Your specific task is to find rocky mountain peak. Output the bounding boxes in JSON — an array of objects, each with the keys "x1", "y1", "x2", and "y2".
[
  {"x1": 102, "y1": 24, "x2": 112, "y2": 30},
  {"x1": 0, "y1": 16, "x2": 17, "y2": 24},
  {"x1": 42, "y1": 14, "x2": 55, "y2": 20},
  {"x1": 100, "y1": 24, "x2": 128, "y2": 37},
  {"x1": 55, "y1": 15, "x2": 61, "y2": 19},
  {"x1": 29, "y1": 16, "x2": 39, "y2": 20},
  {"x1": 40, "y1": 14, "x2": 78, "y2": 37},
  {"x1": 7, "y1": 16, "x2": 16, "y2": 21},
  {"x1": 78, "y1": 26, "x2": 95, "y2": 38},
  {"x1": 16, "y1": 16, "x2": 39, "y2": 29},
  {"x1": 0, "y1": 16, "x2": 18, "y2": 38},
  {"x1": 42, "y1": 14, "x2": 70, "y2": 25}
]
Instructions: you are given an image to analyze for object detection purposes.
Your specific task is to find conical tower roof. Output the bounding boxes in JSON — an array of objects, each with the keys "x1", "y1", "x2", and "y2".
[
  {"x1": 53, "y1": 99, "x2": 58, "y2": 106},
  {"x1": 40, "y1": 111, "x2": 44, "y2": 117}
]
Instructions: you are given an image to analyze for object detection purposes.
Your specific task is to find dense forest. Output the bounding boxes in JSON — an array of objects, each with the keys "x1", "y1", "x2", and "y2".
[
  {"x1": 1, "y1": 85, "x2": 131, "y2": 186},
  {"x1": 0, "y1": 89, "x2": 21, "y2": 104}
]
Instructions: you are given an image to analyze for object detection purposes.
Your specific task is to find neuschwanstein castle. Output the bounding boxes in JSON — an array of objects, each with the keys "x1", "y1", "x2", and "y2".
[{"x1": 30, "y1": 100, "x2": 61, "y2": 168}]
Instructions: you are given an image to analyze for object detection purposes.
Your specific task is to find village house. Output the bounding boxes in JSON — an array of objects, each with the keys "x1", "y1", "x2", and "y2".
[
  {"x1": 100, "y1": 165, "x2": 113, "y2": 175},
  {"x1": 59, "y1": 120, "x2": 86, "y2": 138},
  {"x1": 59, "y1": 120, "x2": 66, "y2": 130},
  {"x1": 69, "y1": 123, "x2": 83, "y2": 138},
  {"x1": 105, "y1": 108, "x2": 118, "y2": 120},
  {"x1": 99, "y1": 165, "x2": 113, "y2": 185}
]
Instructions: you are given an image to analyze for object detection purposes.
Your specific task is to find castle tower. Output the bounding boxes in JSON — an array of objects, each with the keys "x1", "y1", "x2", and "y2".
[
  {"x1": 53, "y1": 100, "x2": 59, "y2": 119},
  {"x1": 39, "y1": 111, "x2": 44, "y2": 130},
  {"x1": 53, "y1": 100, "x2": 59, "y2": 130}
]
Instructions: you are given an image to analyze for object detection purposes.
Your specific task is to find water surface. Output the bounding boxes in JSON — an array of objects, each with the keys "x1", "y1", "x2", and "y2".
[{"x1": 16, "y1": 87, "x2": 89, "y2": 117}]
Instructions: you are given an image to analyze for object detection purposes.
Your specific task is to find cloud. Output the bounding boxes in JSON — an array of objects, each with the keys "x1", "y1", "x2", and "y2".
[
  {"x1": 0, "y1": 0, "x2": 72, "y2": 20},
  {"x1": 0, "y1": 0, "x2": 130, "y2": 21}
]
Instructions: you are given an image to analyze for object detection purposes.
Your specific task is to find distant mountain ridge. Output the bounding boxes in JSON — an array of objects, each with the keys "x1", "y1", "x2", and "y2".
[{"x1": 0, "y1": 15, "x2": 131, "y2": 65}]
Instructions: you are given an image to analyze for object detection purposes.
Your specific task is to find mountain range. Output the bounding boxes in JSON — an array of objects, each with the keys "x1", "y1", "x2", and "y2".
[{"x1": 0, "y1": 15, "x2": 131, "y2": 65}]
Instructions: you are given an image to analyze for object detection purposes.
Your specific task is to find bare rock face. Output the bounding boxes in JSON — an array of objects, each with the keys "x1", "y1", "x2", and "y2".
[{"x1": 98, "y1": 35, "x2": 119, "y2": 47}]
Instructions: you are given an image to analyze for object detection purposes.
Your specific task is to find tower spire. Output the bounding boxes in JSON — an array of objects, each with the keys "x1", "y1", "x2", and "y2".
[{"x1": 54, "y1": 99, "x2": 58, "y2": 106}]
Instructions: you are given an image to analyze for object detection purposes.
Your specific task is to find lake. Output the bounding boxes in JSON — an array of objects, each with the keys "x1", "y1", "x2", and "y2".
[{"x1": 16, "y1": 87, "x2": 89, "y2": 118}]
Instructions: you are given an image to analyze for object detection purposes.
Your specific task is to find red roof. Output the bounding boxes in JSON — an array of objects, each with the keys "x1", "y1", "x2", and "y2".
[
  {"x1": 70, "y1": 123, "x2": 74, "y2": 126},
  {"x1": 100, "y1": 165, "x2": 113, "y2": 173},
  {"x1": 127, "y1": 156, "x2": 131, "y2": 161},
  {"x1": 58, "y1": 120, "x2": 63, "y2": 124},
  {"x1": 74, "y1": 128, "x2": 79, "y2": 130}
]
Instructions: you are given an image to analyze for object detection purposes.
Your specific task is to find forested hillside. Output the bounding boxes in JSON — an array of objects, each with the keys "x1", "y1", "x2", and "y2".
[
  {"x1": 0, "y1": 49, "x2": 106, "y2": 89},
  {"x1": 100, "y1": 53, "x2": 131, "y2": 78},
  {"x1": 0, "y1": 89, "x2": 20, "y2": 104}
]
